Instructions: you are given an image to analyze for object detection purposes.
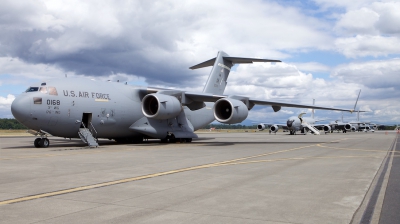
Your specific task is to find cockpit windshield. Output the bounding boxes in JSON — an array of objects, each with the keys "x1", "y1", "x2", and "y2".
[
  {"x1": 25, "y1": 86, "x2": 58, "y2": 95},
  {"x1": 26, "y1": 87, "x2": 39, "y2": 92}
]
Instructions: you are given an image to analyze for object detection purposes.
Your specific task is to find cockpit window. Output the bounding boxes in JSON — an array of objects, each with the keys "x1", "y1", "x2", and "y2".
[
  {"x1": 39, "y1": 87, "x2": 47, "y2": 94},
  {"x1": 26, "y1": 87, "x2": 39, "y2": 92},
  {"x1": 48, "y1": 87, "x2": 58, "y2": 95}
]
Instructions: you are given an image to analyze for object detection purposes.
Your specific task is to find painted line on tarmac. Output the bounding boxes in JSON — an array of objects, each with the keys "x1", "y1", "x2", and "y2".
[
  {"x1": 219, "y1": 155, "x2": 392, "y2": 166},
  {"x1": 317, "y1": 144, "x2": 399, "y2": 153},
  {"x1": 359, "y1": 135, "x2": 397, "y2": 224},
  {"x1": 0, "y1": 137, "x2": 352, "y2": 205},
  {"x1": 0, "y1": 143, "x2": 322, "y2": 206},
  {"x1": 0, "y1": 145, "x2": 171, "y2": 161}
]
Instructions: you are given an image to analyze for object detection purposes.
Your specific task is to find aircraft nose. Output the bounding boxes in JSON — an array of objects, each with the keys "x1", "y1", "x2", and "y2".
[
  {"x1": 287, "y1": 119, "x2": 294, "y2": 128},
  {"x1": 11, "y1": 95, "x2": 30, "y2": 123}
]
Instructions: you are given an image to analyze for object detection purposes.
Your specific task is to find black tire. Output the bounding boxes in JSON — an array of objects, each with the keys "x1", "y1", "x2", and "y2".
[
  {"x1": 34, "y1": 138, "x2": 41, "y2": 148},
  {"x1": 169, "y1": 134, "x2": 176, "y2": 143},
  {"x1": 186, "y1": 138, "x2": 192, "y2": 143},
  {"x1": 39, "y1": 138, "x2": 50, "y2": 148},
  {"x1": 160, "y1": 138, "x2": 168, "y2": 143}
]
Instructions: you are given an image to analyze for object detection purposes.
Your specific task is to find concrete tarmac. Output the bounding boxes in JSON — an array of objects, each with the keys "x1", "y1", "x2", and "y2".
[{"x1": 0, "y1": 131, "x2": 398, "y2": 224}]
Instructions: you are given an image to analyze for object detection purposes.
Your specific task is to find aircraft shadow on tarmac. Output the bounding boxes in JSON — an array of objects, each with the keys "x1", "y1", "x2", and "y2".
[{"x1": 3, "y1": 137, "x2": 333, "y2": 150}]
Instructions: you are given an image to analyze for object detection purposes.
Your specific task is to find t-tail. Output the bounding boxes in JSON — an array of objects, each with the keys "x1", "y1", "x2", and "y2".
[{"x1": 190, "y1": 51, "x2": 281, "y2": 95}]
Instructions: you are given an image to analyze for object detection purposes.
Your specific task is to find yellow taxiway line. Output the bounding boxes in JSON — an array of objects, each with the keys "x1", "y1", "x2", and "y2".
[{"x1": 0, "y1": 137, "x2": 380, "y2": 206}]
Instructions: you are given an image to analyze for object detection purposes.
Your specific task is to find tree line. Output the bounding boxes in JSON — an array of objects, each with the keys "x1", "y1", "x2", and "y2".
[
  {"x1": 0, "y1": 119, "x2": 27, "y2": 129},
  {"x1": 205, "y1": 124, "x2": 257, "y2": 129}
]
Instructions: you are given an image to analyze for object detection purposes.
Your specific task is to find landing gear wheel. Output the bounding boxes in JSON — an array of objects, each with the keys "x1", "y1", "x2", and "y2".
[
  {"x1": 169, "y1": 134, "x2": 176, "y2": 143},
  {"x1": 161, "y1": 138, "x2": 168, "y2": 143},
  {"x1": 34, "y1": 138, "x2": 41, "y2": 148},
  {"x1": 186, "y1": 138, "x2": 192, "y2": 143},
  {"x1": 39, "y1": 138, "x2": 50, "y2": 148}
]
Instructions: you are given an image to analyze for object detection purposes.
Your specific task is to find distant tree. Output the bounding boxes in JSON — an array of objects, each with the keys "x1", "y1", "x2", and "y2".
[
  {"x1": 205, "y1": 124, "x2": 257, "y2": 129},
  {"x1": 0, "y1": 119, "x2": 27, "y2": 129}
]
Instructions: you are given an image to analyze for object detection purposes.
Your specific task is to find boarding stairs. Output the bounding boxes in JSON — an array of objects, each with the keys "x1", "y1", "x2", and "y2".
[
  {"x1": 78, "y1": 122, "x2": 98, "y2": 147},
  {"x1": 303, "y1": 122, "x2": 320, "y2": 135}
]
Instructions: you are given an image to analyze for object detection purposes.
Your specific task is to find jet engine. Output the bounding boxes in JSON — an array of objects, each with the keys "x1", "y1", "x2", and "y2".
[
  {"x1": 344, "y1": 123, "x2": 352, "y2": 130},
  {"x1": 142, "y1": 93, "x2": 182, "y2": 120},
  {"x1": 214, "y1": 98, "x2": 248, "y2": 124},
  {"x1": 270, "y1": 125, "x2": 279, "y2": 133},
  {"x1": 323, "y1": 125, "x2": 331, "y2": 133},
  {"x1": 351, "y1": 126, "x2": 357, "y2": 132},
  {"x1": 257, "y1": 124, "x2": 266, "y2": 131}
]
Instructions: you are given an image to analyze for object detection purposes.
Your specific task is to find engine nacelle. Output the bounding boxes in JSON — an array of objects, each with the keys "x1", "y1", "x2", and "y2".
[
  {"x1": 142, "y1": 93, "x2": 182, "y2": 120},
  {"x1": 351, "y1": 126, "x2": 357, "y2": 131},
  {"x1": 214, "y1": 98, "x2": 248, "y2": 124},
  {"x1": 257, "y1": 124, "x2": 266, "y2": 131},
  {"x1": 344, "y1": 123, "x2": 352, "y2": 130},
  {"x1": 270, "y1": 125, "x2": 279, "y2": 133},
  {"x1": 323, "y1": 125, "x2": 331, "y2": 132}
]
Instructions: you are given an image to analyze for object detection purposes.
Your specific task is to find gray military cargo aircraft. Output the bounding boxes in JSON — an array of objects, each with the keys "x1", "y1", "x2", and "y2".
[{"x1": 11, "y1": 51, "x2": 355, "y2": 148}]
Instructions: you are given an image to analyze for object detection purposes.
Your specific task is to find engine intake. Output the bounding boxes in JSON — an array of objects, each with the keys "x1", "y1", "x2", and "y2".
[
  {"x1": 214, "y1": 98, "x2": 248, "y2": 124},
  {"x1": 142, "y1": 93, "x2": 182, "y2": 120},
  {"x1": 270, "y1": 125, "x2": 279, "y2": 133},
  {"x1": 257, "y1": 124, "x2": 266, "y2": 131},
  {"x1": 323, "y1": 125, "x2": 331, "y2": 132}
]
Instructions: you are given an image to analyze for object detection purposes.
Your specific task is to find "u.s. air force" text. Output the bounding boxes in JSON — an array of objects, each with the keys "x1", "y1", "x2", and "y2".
[{"x1": 63, "y1": 90, "x2": 111, "y2": 100}]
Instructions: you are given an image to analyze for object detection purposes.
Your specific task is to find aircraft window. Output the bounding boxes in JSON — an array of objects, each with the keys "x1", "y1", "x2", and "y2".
[
  {"x1": 39, "y1": 87, "x2": 47, "y2": 94},
  {"x1": 26, "y1": 87, "x2": 39, "y2": 92},
  {"x1": 33, "y1": 97, "x2": 42, "y2": 104},
  {"x1": 48, "y1": 87, "x2": 58, "y2": 96}
]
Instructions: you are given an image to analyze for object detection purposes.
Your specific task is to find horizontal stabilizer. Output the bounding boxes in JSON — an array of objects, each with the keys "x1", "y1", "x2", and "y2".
[
  {"x1": 190, "y1": 56, "x2": 281, "y2": 69},
  {"x1": 224, "y1": 57, "x2": 281, "y2": 64},
  {"x1": 189, "y1": 58, "x2": 216, "y2": 69}
]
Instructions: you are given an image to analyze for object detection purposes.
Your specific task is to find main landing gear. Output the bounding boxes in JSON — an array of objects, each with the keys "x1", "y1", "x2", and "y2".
[
  {"x1": 34, "y1": 138, "x2": 50, "y2": 148},
  {"x1": 161, "y1": 133, "x2": 192, "y2": 143}
]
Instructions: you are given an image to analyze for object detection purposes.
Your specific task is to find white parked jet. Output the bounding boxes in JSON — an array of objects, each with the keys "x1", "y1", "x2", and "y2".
[{"x1": 11, "y1": 51, "x2": 354, "y2": 148}]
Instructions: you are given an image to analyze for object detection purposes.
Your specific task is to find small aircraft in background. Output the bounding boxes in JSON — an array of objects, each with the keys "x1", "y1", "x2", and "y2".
[{"x1": 257, "y1": 95, "x2": 363, "y2": 135}]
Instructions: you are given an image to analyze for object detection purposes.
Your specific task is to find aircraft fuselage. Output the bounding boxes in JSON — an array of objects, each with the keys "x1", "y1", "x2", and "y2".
[{"x1": 11, "y1": 78, "x2": 214, "y2": 140}]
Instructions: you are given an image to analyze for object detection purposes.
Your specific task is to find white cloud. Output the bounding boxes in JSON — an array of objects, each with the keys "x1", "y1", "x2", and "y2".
[
  {"x1": 313, "y1": 0, "x2": 380, "y2": 10},
  {"x1": 335, "y1": 35, "x2": 400, "y2": 58},
  {"x1": 291, "y1": 62, "x2": 331, "y2": 73},
  {"x1": 335, "y1": 7, "x2": 379, "y2": 35},
  {"x1": 334, "y1": 1, "x2": 400, "y2": 36},
  {"x1": 0, "y1": 94, "x2": 15, "y2": 109},
  {"x1": 327, "y1": 1, "x2": 400, "y2": 58},
  {"x1": 331, "y1": 58, "x2": 400, "y2": 89},
  {"x1": 0, "y1": 0, "x2": 333, "y2": 79}
]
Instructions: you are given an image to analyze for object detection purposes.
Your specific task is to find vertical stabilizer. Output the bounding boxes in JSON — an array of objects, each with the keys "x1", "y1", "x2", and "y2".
[
  {"x1": 354, "y1": 89, "x2": 361, "y2": 110},
  {"x1": 189, "y1": 51, "x2": 281, "y2": 95},
  {"x1": 202, "y1": 51, "x2": 232, "y2": 95}
]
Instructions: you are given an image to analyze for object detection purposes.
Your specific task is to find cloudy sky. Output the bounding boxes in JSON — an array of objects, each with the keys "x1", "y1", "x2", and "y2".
[{"x1": 1, "y1": 0, "x2": 399, "y2": 125}]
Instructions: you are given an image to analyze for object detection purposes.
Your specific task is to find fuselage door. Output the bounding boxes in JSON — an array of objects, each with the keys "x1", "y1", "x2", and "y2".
[{"x1": 81, "y1": 113, "x2": 93, "y2": 128}]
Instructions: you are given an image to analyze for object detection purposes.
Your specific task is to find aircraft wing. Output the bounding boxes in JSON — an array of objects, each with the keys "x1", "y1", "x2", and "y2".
[
  {"x1": 140, "y1": 88, "x2": 355, "y2": 112},
  {"x1": 184, "y1": 92, "x2": 355, "y2": 112}
]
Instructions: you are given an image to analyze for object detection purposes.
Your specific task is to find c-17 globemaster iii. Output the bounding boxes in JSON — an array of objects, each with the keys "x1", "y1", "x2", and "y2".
[{"x1": 11, "y1": 51, "x2": 355, "y2": 148}]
